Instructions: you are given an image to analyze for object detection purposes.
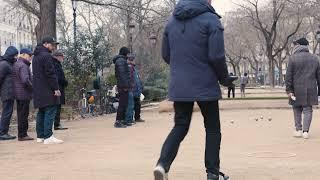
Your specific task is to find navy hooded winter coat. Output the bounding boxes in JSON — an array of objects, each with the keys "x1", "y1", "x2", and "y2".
[{"x1": 163, "y1": 0, "x2": 229, "y2": 101}]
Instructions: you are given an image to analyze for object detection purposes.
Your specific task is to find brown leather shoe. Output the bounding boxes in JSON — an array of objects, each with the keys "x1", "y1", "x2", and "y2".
[{"x1": 18, "y1": 136, "x2": 34, "y2": 141}]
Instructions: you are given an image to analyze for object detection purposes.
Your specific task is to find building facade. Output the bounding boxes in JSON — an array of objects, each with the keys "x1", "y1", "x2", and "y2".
[{"x1": 0, "y1": 0, "x2": 37, "y2": 54}]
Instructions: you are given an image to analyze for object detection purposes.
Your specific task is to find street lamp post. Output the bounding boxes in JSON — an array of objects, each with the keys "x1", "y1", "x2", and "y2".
[
  {"x1": 149, "y1": 33, "x2": 157, "y2": 65},
  {"x1": 129, "y1": 20, "x2": 135, "y2": 53},
  {"x1": 149, "y1": 33, "x2": 157, "y2": 46},
  {"x1": 316, "y1": 27, "x2": 320, "y2": 56},
  {"x1": 72, "y1": 0, "x2": 78, "y2": 68}
]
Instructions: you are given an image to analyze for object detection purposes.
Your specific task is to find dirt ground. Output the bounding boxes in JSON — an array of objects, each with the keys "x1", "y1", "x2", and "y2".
[{"x1": 1, "y1": 101, "x2": 320, "y2": 180}]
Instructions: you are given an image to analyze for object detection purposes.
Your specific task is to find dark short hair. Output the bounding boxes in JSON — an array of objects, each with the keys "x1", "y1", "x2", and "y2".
[
  {"x1": 119, "y1": 47, "x2": 130, "y2": 56},
  {"x1": 244, "y1": 73, "x2": 248, "y2": 76},
  {"x1": 294, "y1": 38, "x2": 309, "y2": 46}
]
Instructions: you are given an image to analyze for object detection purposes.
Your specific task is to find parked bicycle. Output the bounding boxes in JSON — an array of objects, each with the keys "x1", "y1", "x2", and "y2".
[
  {"x1": 78, "y1": 88, "x2": 98, "y2": 118},
  {"x1": 99, "y1": 84, "x2": 119, "y2": 115}
]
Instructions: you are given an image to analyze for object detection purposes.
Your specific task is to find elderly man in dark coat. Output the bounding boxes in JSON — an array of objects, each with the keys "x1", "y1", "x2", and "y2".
[
  {"x1": 0, "y1": 46, "x2": 18, "y2": 141},
  {"x1": 33, "y1": 36, "x2": 63, "y2": 144},
  {"x1": 153, "y1": 0, "x2": 234, "y2": 180},
  {"x1": 52, "y1": 50, "x2": 68, "y2": 131},
  {"x1": 12, "y1": 48, "x2": 34, "y2": 141},
  {"x1": 286, "y1": 38, "x2": 320, "y2": 139}
]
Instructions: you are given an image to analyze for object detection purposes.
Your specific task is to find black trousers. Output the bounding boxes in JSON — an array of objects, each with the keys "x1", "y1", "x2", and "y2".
[
  {"x1": 134, "y1": 97, "x2": 141, "y2": 120},
  {"x1": 157, "y1": 101, "x2": 221, "y2": 175},
  {"x1": 0, "y1": 100, "x2": 14, "y2": 135},
  {"x1": 54, "y1": 105, "x2": 62, "y2": 128},
  {"x1": 17, "y1": 100, "x2": 30, "y2": 138},
  {"x1": 116, "y1": 89, "x2": 129, "y2": 121},
  {"x1": 228, "y1": 87, "x2": 235, "y2": 98}
]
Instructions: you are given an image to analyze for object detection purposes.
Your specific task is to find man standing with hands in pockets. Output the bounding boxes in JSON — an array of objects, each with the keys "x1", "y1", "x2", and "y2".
[{"x1": 32, "y1": 36, "x2": 64, "y2": 144}]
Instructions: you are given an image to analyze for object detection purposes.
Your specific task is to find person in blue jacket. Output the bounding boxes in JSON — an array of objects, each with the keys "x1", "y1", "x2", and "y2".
[
  {"x1": 125, "y1": 55, "x2": 144, "y2": 125},
  {"x1": 153, "y1": 0, "x2": 234, "y2": 179}
]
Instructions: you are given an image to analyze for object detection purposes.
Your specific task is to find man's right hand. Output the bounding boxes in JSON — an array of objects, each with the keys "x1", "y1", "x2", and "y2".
[
  {"x1": 288, "y1": 93, "x2": 294, "y2": 98},
  {"x1": 54, "y1": 90, "x2": 61, "y2": 97}
]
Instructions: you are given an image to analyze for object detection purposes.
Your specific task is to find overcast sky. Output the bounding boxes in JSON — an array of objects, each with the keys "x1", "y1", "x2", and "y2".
[{"x1": 212, "y1": 0, "x2": 236, "y2": 15}]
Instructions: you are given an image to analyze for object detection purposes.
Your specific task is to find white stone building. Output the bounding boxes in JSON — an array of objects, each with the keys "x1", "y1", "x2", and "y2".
[{"x1": 0, "y1": 0, "x2": 37, "y2": 54}]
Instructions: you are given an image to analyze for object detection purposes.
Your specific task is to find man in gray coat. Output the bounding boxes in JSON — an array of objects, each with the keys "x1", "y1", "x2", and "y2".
[
  {"x1": 285, "y1": 38, "x2": 320, "y2": 139},
  {"x1": 153, "y1": 0, "x2": 234, "y2": 179}
]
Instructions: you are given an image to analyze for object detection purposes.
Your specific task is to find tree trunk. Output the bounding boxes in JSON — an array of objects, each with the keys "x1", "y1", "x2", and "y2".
[
  {"x1": 236, "y1": 65, "x2": 241, "y2": 77},
  {"x1": 267, "y1": 54, "x2": 275, "y2": 87},
  {"x1": 37, "y1": 0, "x2": 57, "y2": 42},
  {"x1": 232, "y1": 64, "x2": 237, "y2": 75},
  {"x1": 254, "y1": 63, "x2": 259, "y2": 84},
  {"x1": 278, "y1": 61, "x2": 284, "y2": 86}
]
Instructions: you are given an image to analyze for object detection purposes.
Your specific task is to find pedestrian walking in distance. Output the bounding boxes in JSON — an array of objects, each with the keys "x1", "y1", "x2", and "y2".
[
  {"x1": 227, "y1": 73, "x2": 236, "y2": 98},
  {"x1": 285, "y1": 38, "x2": 320, "y2": 139},
  {"x1": 0, "y1": 46, "x2": 18, "y2": 141},
  {"x1": 33, "y1": 36, "x2": 63, "y2": 144},
  {"x1": 153, "y1": 0, "x2": 235, "y2": 179},
  {"x1": 240, "y1": 73, "x2": 248, "y2": 98},
  {"x1": 12, "y1": 48, "x2": 34, "y2": 141}
]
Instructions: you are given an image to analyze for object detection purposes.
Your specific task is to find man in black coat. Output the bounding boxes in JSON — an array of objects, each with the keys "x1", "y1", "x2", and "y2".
[
  {"x1": 32, "y1": 36, "x2": 63, "y2": 144},
  {"x1": 113, "y1": 47, "x2": 131, "y2": 128},
  {"x1": 52, "y1": 50, "x2": 68, "y2": 131},
  {"x1": 0, "y1": 46, "x2": 18, "y2": 141}
]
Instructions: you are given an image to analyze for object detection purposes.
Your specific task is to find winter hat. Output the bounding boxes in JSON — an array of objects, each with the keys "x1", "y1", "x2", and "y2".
[
  {"x1": 3, "y1": 46, "x2": 19, "y2": 58},
  {"x1": 294, "y1": 38, "x2": 309, "y2": 46},
  {"x1": 20, "y1": 48, "x2": 33, "y2": 56},
  {"x1": 127, "y1": 53, "x2": 135, "y2": 61}
]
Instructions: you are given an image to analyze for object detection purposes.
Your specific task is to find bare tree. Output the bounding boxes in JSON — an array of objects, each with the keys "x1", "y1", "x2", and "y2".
[
  {"x1": 237, "y1": 0, "x2": 303, "y2": 87},
  {"x1": 9, "y1": 0, "x2": 58, "y2": 41}
]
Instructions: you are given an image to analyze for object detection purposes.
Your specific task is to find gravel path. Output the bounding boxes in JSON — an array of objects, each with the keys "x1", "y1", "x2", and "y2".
[{"x1": 1, "y1": 101, "x2": 320, "y2": 180}]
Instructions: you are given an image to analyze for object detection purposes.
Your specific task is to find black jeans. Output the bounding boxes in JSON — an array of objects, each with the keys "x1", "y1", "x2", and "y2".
[
  {"x1": 116, "y1": 89, "x2": 129, "y2": 121},
  {"x1": 54, "y1": 105, "x2": 62, "y2": 128},
  {"x1": 228, "y1": 87, "x2": 235, "y2": 98},
  {"x1": 17, "y1": 100, "x2": 30, "y2": 138},
  {"x1": 0, "y1": 100, "x2": 14, "y2": 135},
  {"x1": 134, "y1": 97, "x2": 141, "y2": 120},
  {"x1": 157, "y1": 101, "x2": 221, "y2": 175}
]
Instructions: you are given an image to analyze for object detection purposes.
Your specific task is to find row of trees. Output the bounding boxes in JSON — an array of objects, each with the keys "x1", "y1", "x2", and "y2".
[
  {"x1": 225, "y1": 0, "x2": 320, "y2": 86},
  {"x1": 8, "y1": 0, "x2": 174, "y2": 103},
  {"x1": 11, "y1": 0, "x2": 320, "y2": 97}
]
